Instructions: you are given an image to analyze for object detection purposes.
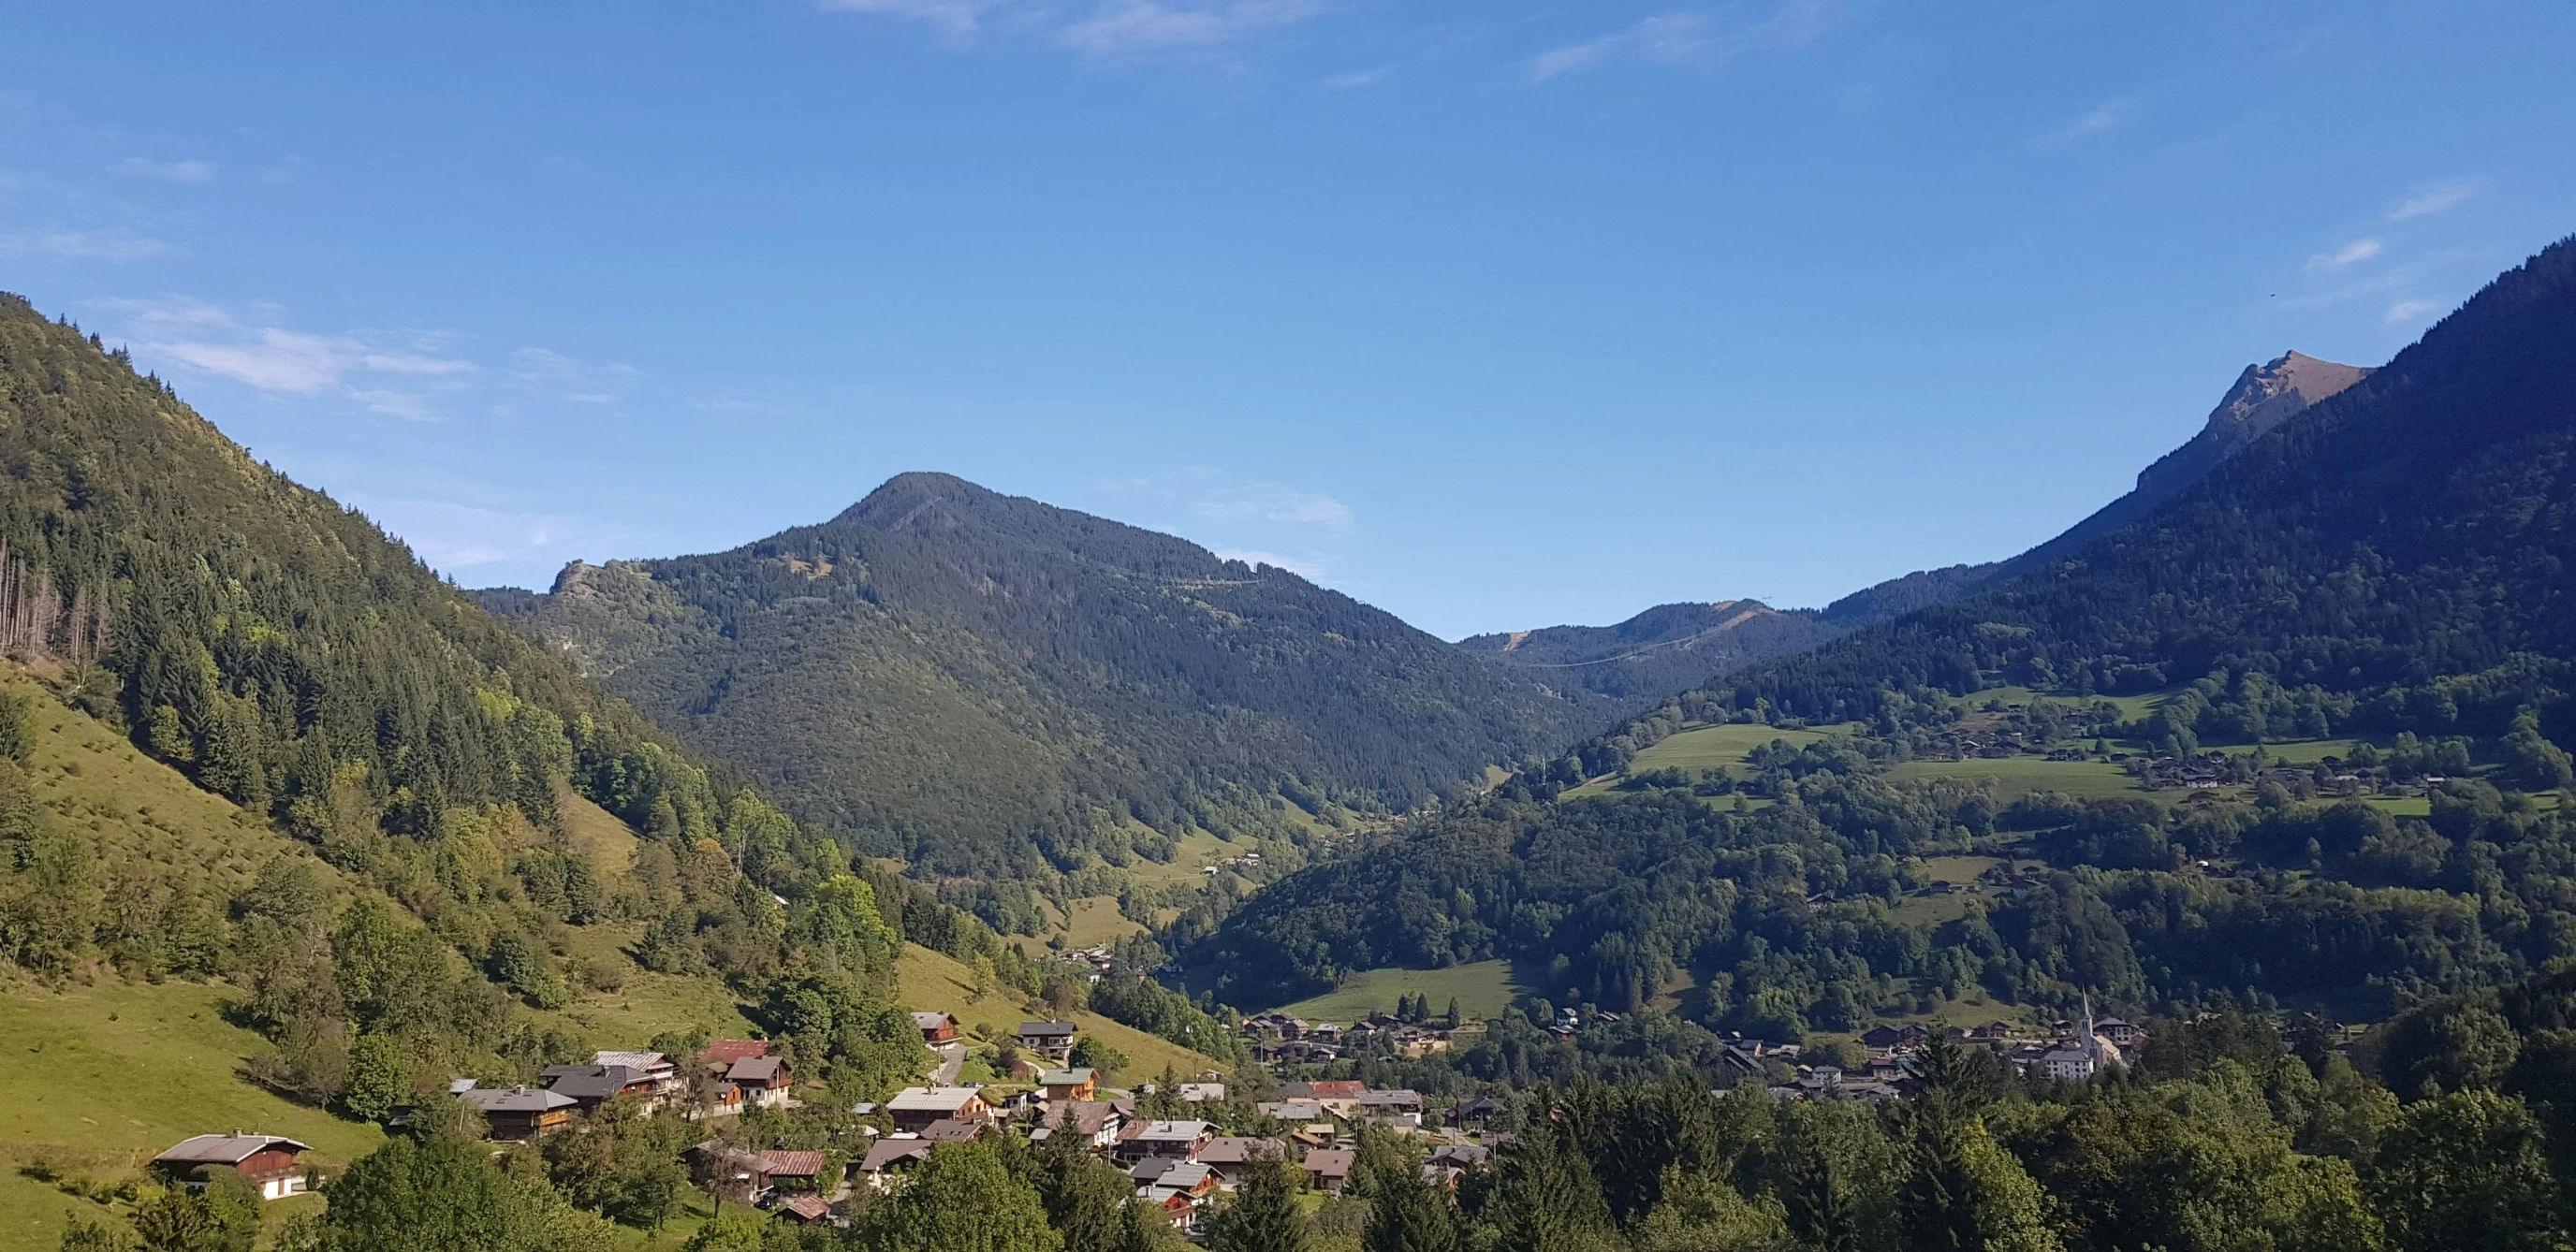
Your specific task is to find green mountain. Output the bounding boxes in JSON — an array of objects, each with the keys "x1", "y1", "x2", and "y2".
[
  {"x1": 1456, "y1": 600, "x2": 1842, "y2": 702},
  {"x1": 1461, "y1": 351, "x2": 2372, "y2": 706},
  {"x1": 478, "y1": 473, "x2": 1617, "y2": 877},
  {"x1": 1183, "y1": 235, "x2": 2576, "y2": 1027}
]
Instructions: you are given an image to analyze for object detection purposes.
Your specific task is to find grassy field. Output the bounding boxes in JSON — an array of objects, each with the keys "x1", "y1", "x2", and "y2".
[
  {"x1": 0, "y1": 978, "x2": 388, "y2": 1250},
  {"x1": 1057, "y1": 896, "x2": 1147, "y2": 949},
  {"x1": 893, "y1": 945, "x2": 1227, "y2": 1082},
  {"x1": 1270, "y1": 960, "x2": 1524, "y2": 1024},
  {"x1": 1563, "y1": 722, "x2": 1845, "y2": 798},
  {"x1": 1887, "y1": 756, "x2": 2152, "y2": 802}
]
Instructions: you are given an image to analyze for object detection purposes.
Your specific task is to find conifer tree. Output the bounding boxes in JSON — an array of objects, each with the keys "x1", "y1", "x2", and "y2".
[{"x1": 1204, "y1": 1157, "x2": 1310, "y2": 1252}]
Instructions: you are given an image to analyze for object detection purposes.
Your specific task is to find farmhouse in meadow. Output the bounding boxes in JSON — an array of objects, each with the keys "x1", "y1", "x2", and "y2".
[{"x1": 152, "y1": 1134, "x2": 312, "y2": 1201}]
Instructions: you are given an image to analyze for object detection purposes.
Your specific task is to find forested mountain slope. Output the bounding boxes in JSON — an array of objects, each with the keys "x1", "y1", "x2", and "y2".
[
  {"x1": 1470, "y1": 352, "x2": 2371, "y2": 706},
  {"x1": 1456, "y1": 600, "x2": 1842, "y2": 702},
  {"x1": 1815, "y1": 350, "x2": 2372, "y2": 628},
  {"x1": 1180, "y1": 236, "x2": 2576, "y2": 1035},
  {"x1": 1676, "y1": 236, "x2": 2576, "y2": 735},
  {"x1": 480, "y1": 473, "x2": 1616, "y2": 876}
]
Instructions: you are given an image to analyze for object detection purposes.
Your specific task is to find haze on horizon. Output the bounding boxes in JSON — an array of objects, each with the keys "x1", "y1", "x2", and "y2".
[{"x1": 3, "y1": 1, "x2": 2572, "y2": 638}]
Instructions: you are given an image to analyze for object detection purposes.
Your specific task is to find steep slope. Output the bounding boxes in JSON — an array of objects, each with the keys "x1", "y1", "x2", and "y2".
[
  {"x1": 480, "y1": 473, "x2": 1617, "y2": 876},
  {"x1": 1474, "y1": 353, "x2": 2373, "y2": 701},
  {"x1": 1187, "y1": 236, "x2": 2576, "y2": 1029},
  {"x1": 2015, "y1": 350, "x2": 2373, "y2": 568},
  {"x1": 1699, "y1": 237, "x2": 2576, "y2": 728},
  {"x1": 1456, "y1": 600, "x2": 1841, "y2": 702}
]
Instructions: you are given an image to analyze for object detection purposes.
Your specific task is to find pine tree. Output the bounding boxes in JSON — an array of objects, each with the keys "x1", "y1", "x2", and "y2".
[
  {"x1": 1204, "y1": 1157, "x2": 1310, "y2": 1252},
  {"x1": 1364, "y1": 1156, "x2": 1460, "y2": 1252}
]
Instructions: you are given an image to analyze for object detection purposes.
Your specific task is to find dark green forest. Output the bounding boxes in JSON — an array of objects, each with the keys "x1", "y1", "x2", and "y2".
[
  {"x1": 478, "y1": 473, "x2": 1617, "y2": 876},
  {"x1": 1184, "y1": 235, "x2": 2576, "y2": 1046},
  {"x1": 1605, "y1": 234, "x2": 2576, "y2": 753},
  {"x1": 0, "y1": 292, "x2": 1079, "y2": 1118},
  {"x1": 1456, "y1": 600, "x2": 1844, "y2": 703}
]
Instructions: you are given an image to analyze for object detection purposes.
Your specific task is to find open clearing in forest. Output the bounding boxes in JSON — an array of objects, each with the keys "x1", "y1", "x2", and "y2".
[{"x1": 1270, "y1": 960, "x2": 1525, "y2": 1024}]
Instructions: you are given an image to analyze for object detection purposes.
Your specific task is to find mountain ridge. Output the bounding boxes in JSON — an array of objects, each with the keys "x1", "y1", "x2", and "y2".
[
  {"x1": 480, "y1": 473, "x2": 1619, "y2": 877},
  {"x1": 1482, "y1": 346, "x2": 2378, "y2": 697}
]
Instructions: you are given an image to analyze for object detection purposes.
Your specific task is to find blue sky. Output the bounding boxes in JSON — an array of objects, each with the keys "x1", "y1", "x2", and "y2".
[{"x1": 3, "y1": 1, "x2": 2570, "y2": 639}]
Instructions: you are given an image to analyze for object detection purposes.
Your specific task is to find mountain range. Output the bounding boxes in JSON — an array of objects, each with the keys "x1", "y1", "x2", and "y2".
[
  {"x1": 1460, "y1": 346, "x2": 2377, "y2": 700},
  {"x1": 1186, "y1": 233, "x2": 2576, "y2": 1018},
  {"x1": 470, "y1": 341, "x2": 2391, "y2": 882},
  {"x1": 478, "y1": 473, "x2": 1619, "y2": 877}
]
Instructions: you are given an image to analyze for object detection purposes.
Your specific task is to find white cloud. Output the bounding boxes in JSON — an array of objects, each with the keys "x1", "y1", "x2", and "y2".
[
  {"x1": 2384, "y1": 298, "x2": 2443, "y2": 327},
  {"x1": 119, "y1": 298, "x2": 476, "y2": 397},
  {"x1": 0, "y1": 228, "x2": 173, "y2": 262},
  {"x1": 2304, "y1": 238, "x2": 2382, "y2": 272},
  {"x1": 820, "y1": 0, "x2": 1326, "y2": 56},
  {"x1": 815, "y1": 0, "x2": 1006, "y2": 35},
  {"x1": 2389, "y1": 181, "x2": 2476, "y2": 221},
  {"x1": 1320, "y1": 66, "x2": 1391, "y2": 89},
  {"x1": 1061, "y1": 0, "x2": 1325, "y2": 56},
  {"x1": 351, "y1": 389, "x2": 437, "y2": 422},
  {"x1": 1193, "y1": 482, "x2": 1354, "y2": 529},
  {"x1": 2037, "y1": 95, "x2": 2140, "y2": 144},
  {"x1": 1531, "y1": 14, "x2": 1714, "y2": 81},
  {"x1": 1214, "y1": 548, "x2": 1324, "y2": 579},
  {"x1": 1530, "y1": 2, "x2": 1840, "y2": 83},
  {"x1": 115, "y1": 157, "x2": 217, "y2": 182}
]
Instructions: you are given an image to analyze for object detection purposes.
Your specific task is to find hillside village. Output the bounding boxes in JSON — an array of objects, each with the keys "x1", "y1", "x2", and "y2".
[{"x1": 112, "y1": 996, "x2": 2162, "y2": 1242}]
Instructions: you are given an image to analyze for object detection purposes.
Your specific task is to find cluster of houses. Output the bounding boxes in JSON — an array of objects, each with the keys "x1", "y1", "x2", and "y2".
[
  {"x1": 1237, "y1": 1012, "x2": 1469, "y2": 1064},
  {"x1": 447, "y1": 1040, "x2": 795, "y2": 1140},
  {"x1": 1747, "y1": 1004, "x2": 2145, "y2": 1103},
  {"x1": 846, "y1": 1077, "x2": 1449, "y2": 1235}
]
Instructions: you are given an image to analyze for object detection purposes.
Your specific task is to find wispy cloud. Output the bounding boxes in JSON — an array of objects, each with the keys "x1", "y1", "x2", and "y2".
[
  {"x1": 820, "y1": 0, "x2": 1327, "y2": 57},
  {"x1": 1529, "y1": 1, "x2": 1841, "y2": 83},
  {"x1": 1060, "y1": 0, "x2": 1325, "y2": 56},
  {"x1": 0, "y1": 228, "x2": 174, "y2": 262},
  {"x1": 2389, "y1": 181, "x2": 2476, "y2": 222},
  {"x1": 2037, "y1": 95, "x2": 2140, "y2": 145},
  {"x1": 1320, "y1": 66, "x2": 1392, "y2": 89},
  {"x1": 154, "y1": 328, "x2": 473, "y2": 395},
  {"x1": 1531, "y1": 14, "x2": 1713, "y2": 81},
  {"x1": 1193, "y1": 481, "x2": 1354, "y2": 529},
  {"x1": 114, "y1": 157, "x2": 217, "y2": 182},
  {"x1": 2305, "y1": 238, "x2": 2382, "y2": 272},
  {"x1": 506, "y1": 347, "x2": 641, "y2": 406},
  {"x1": 814, "y1": 0, "x2": 1006, "y2": 36},
  {"x1": 103, "y1": 298, "x2": 475, "y2": 412},
  {"x1": 2384, "y1": 298, "x2": 2444, "y2": 327}
]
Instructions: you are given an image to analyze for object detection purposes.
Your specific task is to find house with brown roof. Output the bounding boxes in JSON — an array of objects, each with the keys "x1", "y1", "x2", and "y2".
[
  {"x1": 1302, "y1": 1148, "x2": 1356, "y2": 1194},
  {"x1": 152, "y1": 1135, "x2": 311, "y2": 1201},
  {"x1": 728, "y1": 1056, "x2": 794, "y2": 1110},
  {"x1": 920, "y1": 1118, "x2": 986, "y2": 1143},
  {"x1": 757, "y1": 1149, "x2": 829, "y2": 1192},
  {"x1": 1191, "y1": 1137, "x2": 1284, "y2": 1186},
  {"x1": 699, "y1": 1040, "x2": 770, "y2": 1069},
  {"x1": 856, "y1": 1140, "x2": 937, "y2": 1191},
  {"x1": 1114, "y1": 1119, "x2": 1214, "y2": 1164},
  {"x1": 888, "y1": 1086, "x2": 993, "y2": 1132},
  {"x1": 775, "y1": 1194, "x2": 838, "y2": 1227},
  {"x1": 543, "y1": 1063, "x2": 667, "y2": 1113},
  {"x1": 1037, "y1": 1099, "x2": 1123, "y2": 1153},
  {"x1": 459, "y1": 1086, "x2": 578, "y2": 1141},
  {"x1": 1040, "y1": 1068, "x2": 1099, "y2": 1103},
  {"x1": 1018, "y1": 1021, "x2": 1079, "y2": 1064}
]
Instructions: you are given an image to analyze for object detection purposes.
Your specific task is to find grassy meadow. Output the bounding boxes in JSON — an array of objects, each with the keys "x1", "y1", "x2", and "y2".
[
  {"x1": 1271, "y1": 959, "x2": 1525, "y2": 1024},
  {"x1": 893, "y1": 945, "x2": 1227, "y2": 1082}
]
